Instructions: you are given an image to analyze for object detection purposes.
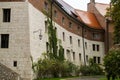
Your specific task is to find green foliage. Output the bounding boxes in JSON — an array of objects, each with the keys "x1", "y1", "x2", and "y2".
[
  {"x1": 100, "y1": 78, "x2": 120, "y2": 80},
  {"x1": 46, "y1": 16, "x2": 65, "y2": 61},
  {"x1": 33, "y1": 58, "x2": 79, "y2": 79},
  {"x1": 104, "y1": 49, "x2": 120, "y2": 79},
  {"x1": 80, "y1": 59, "x2": 103, "y2": 76},
  {"x1": 108, "y1": 0, "x2": 120, "y2": 44},
  {"x1": 32, "y1": 6, "x2": 79, "y2": 79}
]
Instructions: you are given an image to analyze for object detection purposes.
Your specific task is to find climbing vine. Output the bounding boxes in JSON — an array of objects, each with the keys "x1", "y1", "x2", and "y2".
[{"x1": 46, "y1": 14, "x2": 64, "y2": 61}]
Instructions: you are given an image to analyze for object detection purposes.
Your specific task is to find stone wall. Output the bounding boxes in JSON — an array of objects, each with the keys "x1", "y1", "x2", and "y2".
[{"x1": 0, "y1": 63, "x2": 21, "y2": 80}]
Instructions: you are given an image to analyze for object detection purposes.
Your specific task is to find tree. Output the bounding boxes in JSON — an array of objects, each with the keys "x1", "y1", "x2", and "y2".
[
  {"x1": 109, "y1": 0, "x2": 120, "y2": 44},
  {"x1": 104, "y1": 45, "x2": 120, "y2": 80}
]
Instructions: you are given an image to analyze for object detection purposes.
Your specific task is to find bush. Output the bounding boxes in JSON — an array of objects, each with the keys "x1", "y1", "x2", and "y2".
[
  {"x1": 80, "y1": 59, "x2": 103, "y2": 76},
  {"x1": 104, "y1": 46, "x2": 120, "y2": 80},
  {"x1": 33, "y1": 58, "x2": 79, "y2": 79}
]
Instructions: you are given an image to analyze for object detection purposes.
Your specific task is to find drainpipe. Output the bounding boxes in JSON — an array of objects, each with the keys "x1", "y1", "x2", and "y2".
[
  {"x1": 82, "y1": 27, "x2": 86, "y2": 65},
  {"x1": 50, "y1": 0, "x2": 54, "y2": 23},
  {"x1": 106, "y1": 18, "x2": 109, "y2": 53}
]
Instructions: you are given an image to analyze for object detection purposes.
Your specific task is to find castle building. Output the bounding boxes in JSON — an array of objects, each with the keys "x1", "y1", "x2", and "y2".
[{"x1": 0, "y1": 0, "x2": 113, "y2": 79}]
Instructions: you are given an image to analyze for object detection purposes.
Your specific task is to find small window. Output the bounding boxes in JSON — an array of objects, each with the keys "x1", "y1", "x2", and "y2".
[
  {"x1": 77, "y1": 26, "x2": 80, "y2": 30},
  {"x1": 44, "y1": 2, "x2": 48, "y2": 10},
  {"x1": 73, "y1": 52, "x2": 75, "y2": 61},
  {"x1": 54, "y1": 10, "x2": 57, "y2": 18},
  {"x1": 70, "y1": 36, "x2": 72, "y2": 44},
  {"x1": 55, "y1": 27, "x2": 57, "y2": 36},
  {"x1": 93, "y1": 33, "x2": 100, "y2": 39},
  {"x1": 3, "y1": 9, "x2": 11, "y2": 22},
  {"x1": 93, "y1": 56, "x2": 96, "y2": 63},
  {"x1": 78, "y1": 39, "x2": 80, "y2": 47},
  {"x1": 86, "y1": 55, "x2": 88, "y2": 62},
  {"x1": 62, "y1": 17, "x2": 65, "y2": 25},
  {"x1": 98, "y1": 57, "x2": 101, "y2": 64},
  {"x1": 46, "y1": 42, "x2": 49, "y2": 53},
  {"x1": 13, "y1": 61, "x2": 17, "y2": 67},
  {"x1": 69, "y1": 22, "x2": 72, "y2": 28},
  {"x1": 79, "y1": 53, "x2": 81, "y2": 61},
  {"x1": 63, "y1": 32, "x2": 65, "y2": 41},
  {"x1": 85, "y1": 42, "x2": 87, "y2": 49},
  {"x1": 45, "y1": 21, "x2": 48, "y2": 33},
  {"x1": 92, "y1": 44, "x2": 95, "y2": 51},
  {"x1": 1, "y1": 34, "x2": 9, "y2": 48},
  {"x1": 66, "y1": 50, "x2": 71, "y2": 61},
  {"x1": 97, "y1": 45, "x2": 99, "y2": 51}
]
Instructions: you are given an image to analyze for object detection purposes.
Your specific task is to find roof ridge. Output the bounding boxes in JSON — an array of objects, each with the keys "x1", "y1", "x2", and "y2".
[{"x1": 95, "y1": 2, "x2": 110, "y2": 5}]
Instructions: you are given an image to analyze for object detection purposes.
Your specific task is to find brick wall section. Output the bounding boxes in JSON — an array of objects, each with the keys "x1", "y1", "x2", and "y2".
[
  {"x1": 88, "y1": 2, "x2": 114, "y2": 52},
  {"x1": 28, "y1": 0, "x2": 104, "y2": 42},
  {"x1": 0, "y1": 0, "x2": 24, "y2": 2},
  {"x1": 0, "y1": 63, "x2": 21, "y2": 80}
]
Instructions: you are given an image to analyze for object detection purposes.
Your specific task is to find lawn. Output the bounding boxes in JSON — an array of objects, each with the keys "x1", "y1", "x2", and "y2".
[
  {"x1": 40, "y1": 78, "x2": 65, "y2": 80},
  {"x1": 34, "y1": 76, "x2": 79, "y2": 80},
  {"x1": 100, "y1": 78, "x2": 120, "y2": 80}
]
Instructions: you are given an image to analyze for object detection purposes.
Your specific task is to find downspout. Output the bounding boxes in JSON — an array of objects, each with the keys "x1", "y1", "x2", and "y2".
[
  {"x1": 106, "y1": 19, "x2": 109, "y2": 53},
  {"x1": 50, "y1": 0, "x2": 54, "y2": 23},
  {"x1": 82, "y1": 26, "x2": 86, "y2": 65}
]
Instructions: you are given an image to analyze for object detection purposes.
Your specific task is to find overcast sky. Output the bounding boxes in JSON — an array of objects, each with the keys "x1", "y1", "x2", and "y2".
[{"x1": 63, "y1": 0, "x2": 110, "y2": 11}]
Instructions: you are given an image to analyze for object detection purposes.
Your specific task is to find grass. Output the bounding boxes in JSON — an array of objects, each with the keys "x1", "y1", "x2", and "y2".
[
  {"x1": 34, "y1": 76, "x2": 79, "y2": 80},
  {"x1": 34, "y1": 77, "x2": 77, "y2": 80},
  {"x1": 40, "y1": 78, "x2": 65, "y2": 80},
  {"x1": 100, "y1": 78, "x2": 120, "y2": 80}
]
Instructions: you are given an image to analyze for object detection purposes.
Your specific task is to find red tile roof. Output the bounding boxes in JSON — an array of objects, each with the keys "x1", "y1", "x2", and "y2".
[
  {"x1": 75, "y1": 9, "x2": 103, "y2": 29},
  {"x1": 95, "y1": 3, "x2": 110, "y2": 16}
]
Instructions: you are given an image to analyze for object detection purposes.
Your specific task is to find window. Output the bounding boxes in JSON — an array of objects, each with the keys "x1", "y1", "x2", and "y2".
[
  {"x1": 77, "y1": 26, "x2": 80, "y2": 30},
  {"x1": 97, "y1": 45, "x2": 100, "y2": 51},
  {"x1": 98, "y1": 57, "x2": 101, "y2": 64},
  {"x1": 45, "y1": 21, "x2": 48, "y2": 33},
  {"x1": 46, "y1": 42, "x2": 49, "y2": 53},
  {"x1": 79, "y1": 53, "x2": 81, "y2": 61},
  {"x1": 69, "y1": 22, "x2": 72, "y2": 28},
  {"x1": 73, "y1": 52, "x2": 75, "y2": 61},
  {"x1": 1, "y1": 34, "x2": 9, "y2": 48},
  {"x1": 70, "y1": 36, "x2": 72, "y2": 44},
  {"x1": 93, "y1": 56, "x2": 96, "y2": 63},
  {"x1": 93, "y1": 33, "x2": 100, "y2": 39},
  {"x1": 55, "y1": 27, "x2": 57, "y2": 36},
  {"x1": 78, "y1": 39, "x2": 80, "y2": 47},
  {"x1": 85, "y1": 42, "x2": 87, "y2": 49},
  {"x1": 13, "y1": 61, "x2": 17, "y2": 67},
  {"x1": 92, "y1": 44, "x2": 95, "y2": 51},
  {"x1": 44, "y1": 2, "x2": 48, "y2": 10},
  {"x1": 3, "y1": 9, "x2": 11, "y2": 22},
  {"x1": 66, "y1": 50, "x2": 71, "y2": 61},
  {"x1": 92, "y1": 44, "x2": 100, "y2": 51},
  {"x1": 54, "y1": 10, "x2": 57, "y2": 18},
  {"x1": 86, "y1": 55, "x2": 88, "y2": 62},
  {"x1": 62, "y1": 17, "x2": 65, "y2": 25},
  {"x1": 63, "y1": 32, "x2": 65, "y2": 41}
]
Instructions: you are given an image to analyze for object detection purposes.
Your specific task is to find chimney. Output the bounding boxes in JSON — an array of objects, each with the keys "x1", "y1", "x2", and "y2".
[{"x1": 90, "y1": 0, "x2": 95, "y2": 3}]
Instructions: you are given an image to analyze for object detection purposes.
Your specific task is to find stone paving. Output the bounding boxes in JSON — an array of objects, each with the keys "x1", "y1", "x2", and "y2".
[{"x1": 0, "y1": 63, "x2": 21, "y2": 80}]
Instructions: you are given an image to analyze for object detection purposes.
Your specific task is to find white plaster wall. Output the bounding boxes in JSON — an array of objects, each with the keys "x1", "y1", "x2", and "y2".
[
  {"x1": 0, "y1": 2, "x2": 32, "y2": 80},
  {"x1": 84, "y1": 39, "x2": 105, "y2": 64},
  {"x1": 29, "y1": 3, "x2": 48, "y2": 62},
  {"x1": 0, "y1": 2, "x2": 105, "y2": 80},
  {"x1": 28, "y1": 3, "x2": 105, "y2": 66}
]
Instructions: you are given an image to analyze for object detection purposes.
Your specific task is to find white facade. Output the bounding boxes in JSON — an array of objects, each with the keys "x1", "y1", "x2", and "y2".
[
  {"x1": 0, "y1": 2, "x2": 32, "y2": 80},
  {"x1": 0, "y1": 2, "x2": 105, "y2": 80}
]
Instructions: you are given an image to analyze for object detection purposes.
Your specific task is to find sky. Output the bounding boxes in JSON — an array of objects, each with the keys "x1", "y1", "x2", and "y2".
[{"x1": 63, "y1": 0, "x2": 110, "y2": 11}]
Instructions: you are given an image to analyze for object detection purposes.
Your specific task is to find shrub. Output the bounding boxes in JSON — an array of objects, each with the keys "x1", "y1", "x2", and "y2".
[{"x1": 80, "y1": 59, "x2": 103, "y2": 76}]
